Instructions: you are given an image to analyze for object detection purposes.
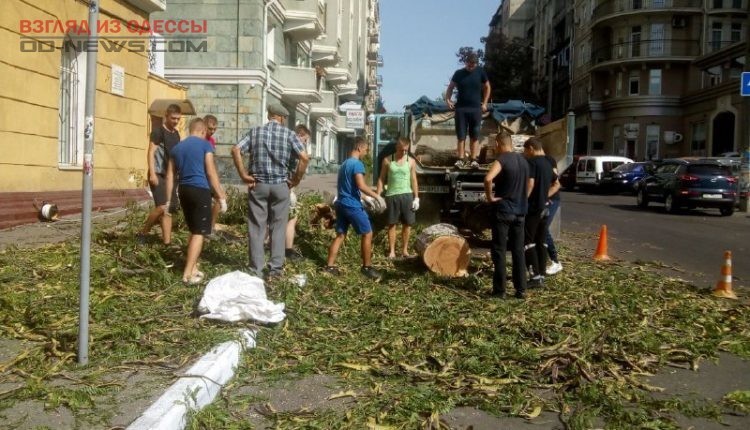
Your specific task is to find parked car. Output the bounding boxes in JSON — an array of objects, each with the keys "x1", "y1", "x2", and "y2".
[
  {"x1": 575, "y1": 155, "x2": 634, "y2": 190},
  {"x1": 635, "y1": 159, "x2": 737, "y2": 216},
  {"x1": 599, "y1": 161, "x2": 655, "y2": 194}
]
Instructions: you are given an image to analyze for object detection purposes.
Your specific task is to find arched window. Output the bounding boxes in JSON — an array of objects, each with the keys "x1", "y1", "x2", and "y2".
[{"x1": 58, "y1": 36, "x2": 87, "y2": 167}]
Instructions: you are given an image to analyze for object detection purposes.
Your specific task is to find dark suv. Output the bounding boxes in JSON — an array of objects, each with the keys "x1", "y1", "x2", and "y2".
[{"x1": 635, "y1": 159, "x2": 737, "y2": 216}]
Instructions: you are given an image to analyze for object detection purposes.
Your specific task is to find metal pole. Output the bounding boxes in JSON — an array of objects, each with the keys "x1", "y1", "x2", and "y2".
[
  {"x1": 547, "y1": 56, "x2": 554, "y2": 119},
  {"x1": 740, "y1": 13, "x2": 750, "y2": 213},
  {"x1": 78, "y1": 0, "x2": 99, "y2": 365}
]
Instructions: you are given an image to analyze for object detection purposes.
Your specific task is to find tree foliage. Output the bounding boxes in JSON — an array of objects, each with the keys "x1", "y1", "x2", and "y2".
[{"x1": 456, "y1": 34, "x2": 538, "y2": 104}]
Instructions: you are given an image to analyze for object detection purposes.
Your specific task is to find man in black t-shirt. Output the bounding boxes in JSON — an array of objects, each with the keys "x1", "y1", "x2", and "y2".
[
  {"x1": 445, "y1": 53, "x2": 491, "y2": 169},
  {"x1": 137, "y1": 104, "x2": 181, "y2": 245},
  {"x1": 523, "y1": 138, "x2": 560, "y2": 287},
  {"x1": 543, "y1": 153, "x2": 563, "y2": 275},
  {"x1": 484, "y1": 131, "x2": 529, "y2": 299}
]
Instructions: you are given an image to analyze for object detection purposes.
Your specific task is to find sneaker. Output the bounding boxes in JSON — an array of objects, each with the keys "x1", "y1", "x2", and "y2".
[
  {"x1": 528, "y1": 276, "x2": 544, "y2": 289},
  {"x1": 361, "y1": 266, "x2": 382, "y2": 281},
  {"x1": 547, "y1": 261, "x2": 563, "y2": 275},
  {"x1": 469, "y1": 159, "x2": 480, "y2": 169},
  {"x1": 454, "y1": 159, "x2": 466, "y2": 168},
  {"x1": 490, "y1": 289, "x2": 506, "y2": 299},
  {"x1": 324, "y1": 266, "x2": 341, "y2": 276}
]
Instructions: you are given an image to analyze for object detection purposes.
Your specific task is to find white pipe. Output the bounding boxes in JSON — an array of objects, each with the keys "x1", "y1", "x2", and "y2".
[{"x1": 262, "y1": 0, "x2": 280, "y2": 118}]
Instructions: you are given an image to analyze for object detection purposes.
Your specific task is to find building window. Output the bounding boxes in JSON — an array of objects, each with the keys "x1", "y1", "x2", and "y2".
[
  {"x1": 730, "y1": 23, "x2": 742, "y2": 43},
  {"x1": 613, "y1": 126, "x2": 622, "y2": 155},
  {"x1": 631, "y1": 26, "x2": 641, "y2": 57},
  {"x1": 713, "y1": 0, "x2": 723, "y2": 7},
  {"x1": 732, "y1": 0, "x2": 742, "y2": 8},
  {"x1": 705, "y1": 66, "x2": 722, "y2": 87},
  {"x1": 691, "y1": 122, "x2": 707, "y2": 156},
  {"x1": 646, "y1": 125, "x2": 660, "y2": 160},
  {"x1": 616, "y1": 72, "x2": 623, "y2": 97},
  {"x1": 711, "y1": 22, "x2": 723, "y2": 51},
  {"x1": 629, "y1": 72, "x2": 640, "y2": 96},
  {"x1": 649, "y1": 23, "x2": 665, "y2": 56},
  {"x1": 59, "y1": 37, "x2": 86, "y2": 167},
  {"x1": 649, "y1": 69, "x2": 662, "y2": 95}
]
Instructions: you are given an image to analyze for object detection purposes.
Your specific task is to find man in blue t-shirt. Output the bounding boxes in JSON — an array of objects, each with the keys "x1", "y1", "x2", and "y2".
[
  {"x1": 324, "y1": 137, "x2": 383, "y2": 280},
  {"x1": 165, "y1": 118, "x2": 227, "y2": 284},
  {"x1": 445, "y1": 52, "x2": 491, "y2": 169}
]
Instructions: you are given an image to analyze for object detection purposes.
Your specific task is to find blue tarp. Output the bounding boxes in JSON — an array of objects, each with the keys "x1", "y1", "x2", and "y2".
[{"x1": 406, "y1": 96, "x2": 545, "y2": 124}]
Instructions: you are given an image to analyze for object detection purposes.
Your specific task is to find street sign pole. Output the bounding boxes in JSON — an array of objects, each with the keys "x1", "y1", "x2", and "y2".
[{"x1": 78, "y1": 1, "x2": 100, "y2": 365}]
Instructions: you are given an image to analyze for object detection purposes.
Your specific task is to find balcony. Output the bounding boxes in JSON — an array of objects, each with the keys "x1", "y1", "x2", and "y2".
[
  {"x1": 276, "y1": 65, "x2": 321, "y2": 104},
  {"x1": 367, "y1": 54, "x2": 384, "y2": 67},
  {"x1": 369, "y1": 23, "x2": 380, "y2": 43},
  {"x1": 281, "y1": 0, "x2": 324, "y2": 41},
  {"x1": 592, "y1": 0, "x2": 702, "y2": 27},
  {"x1": 311, "y1": 43, "x2": 341, "y2": 67},
  {"x1": 310, "y1": 90, "x2": 336, "y2": 118},
  {"x1": 124, "y1": 0, "x2": 166, "y2": 13},
  {"x1": 368, "y1": 43, "x2": 380, "y2": 55},
  {"x1": 324, "y1": 67, "x2": 352, "y2": 85},
  {"x1": 707, "y1": 0, "x2": 748, "y2": 15},
  {"x1": 590, "y1": 39, "x2": 700, "y2": 71},
  {"x1": 338, "y1": 84, "x2": 363, "y2": 103},
  {"x1": 332, "y1": 113, "x2": 356, "y2": 133}
]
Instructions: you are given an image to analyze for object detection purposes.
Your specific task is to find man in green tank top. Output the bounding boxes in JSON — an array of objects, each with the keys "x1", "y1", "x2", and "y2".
[{"x1": 376, "y1": 137, "x2": 420, "y2": 258}]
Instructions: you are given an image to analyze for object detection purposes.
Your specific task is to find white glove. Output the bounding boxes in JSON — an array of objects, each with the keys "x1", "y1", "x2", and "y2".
[
  {"x1": 411, "y1": 197, "x2": 420, "y2": 212},
  {"x1": 219, "y1": 199, "x2": 228, "y2": 214},
  {"x1": 362, "y1": 195, "x2": 375, "y2": 208}
]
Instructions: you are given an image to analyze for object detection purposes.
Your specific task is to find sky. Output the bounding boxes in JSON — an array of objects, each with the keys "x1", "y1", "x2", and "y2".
[{"x1": 378, "y1": 0, "x2": 500, "y2": 112}]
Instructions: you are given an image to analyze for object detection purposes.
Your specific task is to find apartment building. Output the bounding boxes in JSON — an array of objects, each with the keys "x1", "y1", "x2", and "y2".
[
  {"x1": 570, "y1": 0, "x2": 747, "y2": 160},
  {"x1": 155, "y1": 0, "x2": 381, "y2": 171},
  {"x1": 489, "y1": 0, "x2": 535, "y2": 40},
  {"x1": 0, "y1": 0, "x2": 188, "y2": 229}
]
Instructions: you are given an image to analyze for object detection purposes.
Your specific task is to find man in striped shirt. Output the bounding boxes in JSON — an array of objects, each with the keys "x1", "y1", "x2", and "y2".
[{"x1": 231, "y1": 103, "x2": 310, "y2": 281}]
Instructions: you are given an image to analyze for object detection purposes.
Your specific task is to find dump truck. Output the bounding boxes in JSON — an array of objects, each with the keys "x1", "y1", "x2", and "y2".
[{"x1": 371, "y1": 97, "x2": 553, "y2": 233}]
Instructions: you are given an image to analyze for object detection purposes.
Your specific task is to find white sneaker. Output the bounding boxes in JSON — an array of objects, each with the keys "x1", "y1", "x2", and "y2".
[
  {"x1": 469, "y1": 159, "x2": 480, "y2": 168},
  {"x1": 454, "y1": 159, "x2": 466, "y2": 168},
  {"x1": 546, "y1": 261, "x2": 563, "y2": 275}
]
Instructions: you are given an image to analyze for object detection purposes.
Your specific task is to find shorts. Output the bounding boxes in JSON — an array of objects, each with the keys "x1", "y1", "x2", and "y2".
[
  {"x1": 179, "y1": 184, "x2": 212, "y2": 235},
  {"x1": 454, "y1": 107, "x2": 482, "y2": 141},
  {"x1": 334, "y1": 203, "x2": 372, "y2": 235},
  {"x1": 149, "y1": 173, "x2": 179, "y2": 213},
  {"x1": 385, "y1": 193, "x2": 415, "y2": 225},
  {"x1": 289, "y1": 189, "x2": 299, "y2": 219}
]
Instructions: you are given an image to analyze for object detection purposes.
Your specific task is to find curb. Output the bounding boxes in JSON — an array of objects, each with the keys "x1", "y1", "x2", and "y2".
[{"x1": 127, "y1": 330, "x2": 256, "y2": 430}]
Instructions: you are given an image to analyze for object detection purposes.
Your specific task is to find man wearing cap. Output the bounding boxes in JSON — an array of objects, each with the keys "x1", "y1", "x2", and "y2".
[
  {"x1": 232, "y1": 103, "x2": 310, "y2": 281},
  {"x1": 445, "y1": 52, "x2": 491, "y2": 169}
]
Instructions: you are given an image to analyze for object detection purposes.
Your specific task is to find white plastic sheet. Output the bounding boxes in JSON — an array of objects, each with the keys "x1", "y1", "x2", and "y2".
[{"x1": 197, "y1": 271, "x2": 286, "y2": 323}]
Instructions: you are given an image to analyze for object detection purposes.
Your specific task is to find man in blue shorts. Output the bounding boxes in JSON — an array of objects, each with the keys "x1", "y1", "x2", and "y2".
[
  {"x1": 324, "y1": 137, "x2": 383, "y2": 280},
  {"x1": 445, "y1": 52, "x2": 491, "y2": 169}
]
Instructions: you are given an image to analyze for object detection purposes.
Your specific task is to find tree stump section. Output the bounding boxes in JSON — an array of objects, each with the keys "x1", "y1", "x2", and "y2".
[{"x1": 415, "y1": 223, "x2": 471, "y2": 277}]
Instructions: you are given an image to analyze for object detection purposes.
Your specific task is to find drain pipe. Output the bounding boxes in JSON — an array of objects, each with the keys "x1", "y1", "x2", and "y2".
[{"x1": 262, "y1": 0, "x2": 280, "y2": 118}]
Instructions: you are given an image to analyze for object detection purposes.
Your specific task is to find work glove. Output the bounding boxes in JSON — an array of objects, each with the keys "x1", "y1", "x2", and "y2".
[
  {"x1": 219, "y1": 199, "x2": 228, "y2": 214},
  {"x1": 411, "y1": 197, "x2": 420, "y2": 212}
]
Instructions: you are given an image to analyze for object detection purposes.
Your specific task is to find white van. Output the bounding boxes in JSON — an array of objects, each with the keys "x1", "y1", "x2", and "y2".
[{"x1": 575, "y1": 156, "x2": 634, "y2": 189}]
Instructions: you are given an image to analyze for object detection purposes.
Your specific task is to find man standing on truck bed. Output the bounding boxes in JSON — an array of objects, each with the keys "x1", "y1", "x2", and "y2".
[{"x1": 445, "y1": 52, "x2": 491, "y2": 169}]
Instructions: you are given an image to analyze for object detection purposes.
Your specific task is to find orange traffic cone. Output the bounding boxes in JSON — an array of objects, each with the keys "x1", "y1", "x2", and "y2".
[
  {"x1": 713, "y1": 251, "x2": 737, "y2": 299},
  {"x1": 593, "y1": 225, "x2": 611, "y2": 261}
]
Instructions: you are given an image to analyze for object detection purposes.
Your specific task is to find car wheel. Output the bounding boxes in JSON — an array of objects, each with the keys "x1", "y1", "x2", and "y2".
[
  {"x1": 664, "y1": 194, "x2": 678, "y2": 213},
  {"x1": 636, "y1": 188, "x2": 649, "y2": 208},
  {"x1": 720, "y1": 205, "x2": 734, "y2": 216}
]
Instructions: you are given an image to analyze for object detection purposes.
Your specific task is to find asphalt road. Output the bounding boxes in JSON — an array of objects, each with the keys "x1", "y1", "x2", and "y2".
[{"x1": 559, "y1": 190, "x2": 750, "y2": 289}]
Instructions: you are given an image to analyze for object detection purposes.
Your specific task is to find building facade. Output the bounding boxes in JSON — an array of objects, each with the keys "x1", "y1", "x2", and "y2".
[
  {"x1": 156, "y1": 0, "x2": 381, "y2": 174},
  {"x1": 0, "y1": 0, "x2": 187, "y2": 229},
  {"x1": 569, "y1": 0, "x2": 748, "y2": 159},
  {"x1": 490, "y1": 0, "x2": 535, "y2": 40}
]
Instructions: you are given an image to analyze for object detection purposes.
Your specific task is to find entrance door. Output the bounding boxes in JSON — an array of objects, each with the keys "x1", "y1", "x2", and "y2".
[
  {"x1": 711, "y1": 111, "x2": 735, "y2": 156},
  {"x1": 625, "y1": 140, "x2": 636, "y2": 159},
  {"x1": 574, "y1": 127, "x2": 588, "y2": 155}
]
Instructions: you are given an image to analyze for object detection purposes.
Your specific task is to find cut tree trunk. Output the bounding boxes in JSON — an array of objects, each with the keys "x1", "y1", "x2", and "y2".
[{"x1": 415, "y1": 223, "x2": 471, "y2": 277}]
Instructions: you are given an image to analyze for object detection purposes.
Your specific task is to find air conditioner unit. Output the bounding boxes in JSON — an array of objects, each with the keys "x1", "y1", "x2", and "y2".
[
  {"x1": 664, "y1": 131, "x2": 683, "y2": 144},
  {"x1": 671, "y1": 16, "x2": 687, "y2": 29}
]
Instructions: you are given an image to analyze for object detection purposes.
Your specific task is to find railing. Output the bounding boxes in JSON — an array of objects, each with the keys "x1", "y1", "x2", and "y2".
[
  {"x1": 592, "y1": 0, "x2": 702, "y2": 23},
  {"x1": 590, "y1": 39, "x2": 700, "y2": 65},
  {"x1": 706, "y1": 39, "x2": 745, "y2": 53}
]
